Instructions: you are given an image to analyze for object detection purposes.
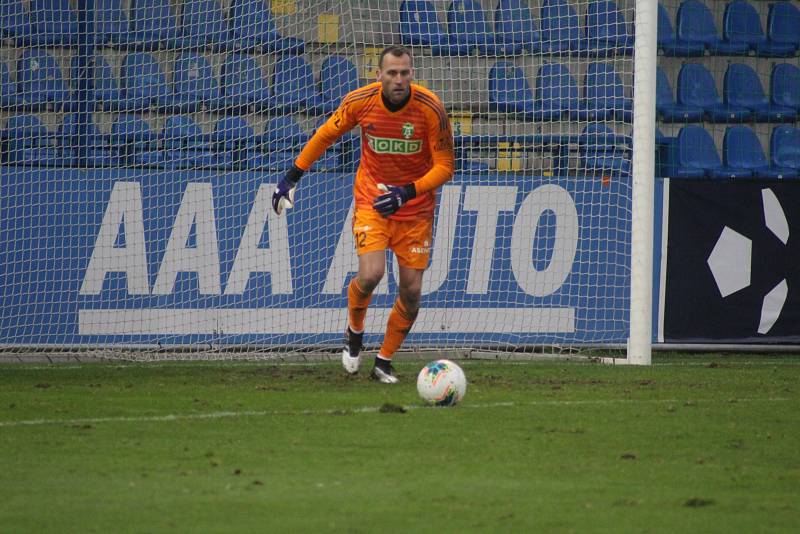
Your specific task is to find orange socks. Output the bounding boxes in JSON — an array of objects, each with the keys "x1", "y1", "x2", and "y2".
[
  {"x1": 378, "y1": 297, "x2": 418, "y2": 360},
  {"x1": 347, "y1": 277, "x2": 372, "y2": 333}
]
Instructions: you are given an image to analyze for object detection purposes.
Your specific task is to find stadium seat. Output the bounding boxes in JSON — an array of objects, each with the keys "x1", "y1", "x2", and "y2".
[
  {"x1": 531, "y1": 63, "x2": 579, "y2": 121},
  {"x1": 1, "y1": 0, "x2": 31, "y2": 42},
  {"x1": 220, "y1": 53, "x2": 272, "y2": 112},
  {"x1": 724, "y1": 63, "x2": 796, "y2": 123},
  {"x1": 58, "y1": 113, "x2": 118, "y2": 167},
  {"x1": 28, "y1": 0, "x2": 80, "y2": 46},
  {"x1": 172, "y1": 53, "x2": 222, "y2": 112},
  {"x1": 129, "y1": 0, "x2": 182, "y2": 49},
  {"x1": 211, "y1": 116, "x2": 268, "y2": 170},
  {"x1": 766, "y1": 2, "x2": 800, "y2": 54},
  {"x1": 399, "y1": 0, "x2": 473, "y2": 55},
  {"x1": 723, "y1": 0, "x2": 796, "y2": 57},
  {"x1": 676, "y1": 0, "x2": 749, "y2": 56},
  {"x1": 160, "y1": 115, "x2": 216, "y2": 169},
  {"x1": 677, "y1": 63, "x2": 751, "y2": 123},
  {"x1": 16, "y1": 49, "x2": 70, "y2": 111},
  {"x1": 318, "y1": 56, "x2": 360, "y2": 114},
  {"x1": 447, "y1": 0, "x2": 519, "y2": 56},
  {"x1": 657, "y1": 3, "x2": 706, "y2": 56},
  {"x1": 585, "y1": 0, "x2": 634, "y2": 56},
  {"x1": 578, "y1": 62, "x2": 632, "y2": 122},
  {"x1": 229, "y1": 0, "x2": 305, "y2": 54},
  {"x1": 120, "y1": 53, "x2": 174, "y2": 111},
  {"x1": 272, "y1": 56, "x2": 322, "y2": 113},
  {"x1": 1, "y1": 61, "x2": 22, "y2": 110},
  {"x1": 539, "y1": 0, "x2": 589, "y2": 55},
  {"x1": 770, "y1": 63, "x2": 800, "y2": 113},
  {"x1": 578, "y1": 123, "x2": 631, "y2": 176},
  {"x1": 3, "y1": 114, "x2": 60, "y2": 166},
  {"x1": 493, "y1": 0, "x2": 539, "y2": 54},
  {"x1": 110, "y1": 114, "x2": 163, "y2": 167},
  {"x1": 724, "y1": 125, "x2": 797, "y2": 178},
  {"x1": 666, "y1": 124, "x2": 750, "y2": 178},
  {"x1": 488, "y1": 61, "x2": 534, "y2": 114},
  {"x1": 770, "y1": 125, "x2": 800, "y2": 173},
  {"x1": 70, "y1": 55, "x2": 120, "y2": 112},
  {"x1": 179, "y1": 0, "x2": 232, "y2": 51},
  {"x1": 656, "y1": 67, "x2": 703, "y2": 122},
  {"x1": 94, "y1": 0, "x2": 133, "y2": 47}
]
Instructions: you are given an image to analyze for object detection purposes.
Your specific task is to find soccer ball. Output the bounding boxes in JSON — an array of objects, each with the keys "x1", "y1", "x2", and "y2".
[{"x1": 416, "y1": 359, "x2": 467, "y2": 407}]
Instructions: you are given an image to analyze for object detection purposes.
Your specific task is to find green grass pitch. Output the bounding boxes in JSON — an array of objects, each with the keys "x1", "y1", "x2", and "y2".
[{"x1": 1, "y1": 354, "x2": 798, "y2": 532}]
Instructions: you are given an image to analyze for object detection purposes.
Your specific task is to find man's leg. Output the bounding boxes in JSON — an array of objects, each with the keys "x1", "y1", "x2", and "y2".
[
  {"x1": 371, "y1": 264, "x2": 423, "y2": 383},
  {"x1": 342, "y1": 250, "x2": 384, "y2": 374}
]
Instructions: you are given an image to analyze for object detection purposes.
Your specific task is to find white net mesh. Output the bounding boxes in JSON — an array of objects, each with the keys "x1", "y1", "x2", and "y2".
[{"x1": 1, "y1": 0, "x2": 649, "y2": 356}]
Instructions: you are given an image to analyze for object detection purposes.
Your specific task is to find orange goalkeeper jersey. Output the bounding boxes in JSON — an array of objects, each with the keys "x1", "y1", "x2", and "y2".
[{"x1": 294, "y1": 82, "x2": 455, "y2": 221}]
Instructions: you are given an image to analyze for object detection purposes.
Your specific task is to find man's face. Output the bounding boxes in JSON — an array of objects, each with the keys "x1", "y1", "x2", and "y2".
[{"x1": 378, "y1": 53, "x2": 413, "y2": 105}]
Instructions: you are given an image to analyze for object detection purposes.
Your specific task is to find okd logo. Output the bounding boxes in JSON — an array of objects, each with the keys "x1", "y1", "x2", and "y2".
[{"x1": 366, "y1": 133, "x2": 421, "y2": 155}]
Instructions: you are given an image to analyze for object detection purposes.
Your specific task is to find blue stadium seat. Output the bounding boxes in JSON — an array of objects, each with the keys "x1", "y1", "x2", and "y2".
[
  {"x1": 161, "y1": 115, "x2": 216, "y2": 169},
  {"x1": 656, "y1": 67, "x2": 703, "y2": 122},
  {"x1": 531, "y1": 63, "x2": 579, "y2": 121},
  {"x1": 770, "y1": 63, "x2": 800, "y2": 113},
  {"x1": 28, "y1": 0, "x2": 80, "y2": 46},
  {"x1": 724, "y1": 125, "x2": 796, "y2": 178},
  {"x1": 767, "y1": 2, "x2": 800, "y2": 54},
  {"x1": 399, "y1": 0, "x2": 473, "y2": 55},
  {"x1": 579, "y1": 123, "x2": 631, "y2": 176},
  {"x1": 95, "y1": 0, "x2": 133, "y2": 47},
  {"x1": 677, "y1": 63, "x2": 751, "y2": 123},
  {"x1": 493, "y1": 0, "x2": 539, "y2": 54},
  {"x1": 724, "y1": 63, "x2": 796, "y2": 123},
  {"x1": 211, "y1": 116, "x2": 268, "y2": 170},
  {"x1": 229, "y1": 0, "x2": 304, "y2": 54},
  {"x1": 658, "y1": 3, "x2": 706, "y2": 56},
  {"x1": 179, "y1": 0, "x2": 232, "y2": 51},
  {"x1": 318, "y1": 56, "x2": 360, "y2": 114},
  {"x1": 585, "y1": 1, "x2": 634, "y2": 56},
  {"x1": 447, "y1": 0, "x2": 519, "y2": 56},
  {"x1": 110, "y1": 114, "x2": 163, "y2": 167},
  {"x1": 1, "y1": 61, "x2": 22, "y2": 110},
  {"x1": 723, "y1": 0, "x2": 796, "y2": 57},
  {"x1": 539, "y1": 0, "x2": 588, "y2": 55},
  {"x1": 666, "y1": 125, "x2": 749, "y2": 178},
  {"x1": 3, "y1": 114, "x2": 60, "y2": 166},
  {"x1": 220, "y1": 53, "x2": 272, "y2": 112},
  {"x1": 1, "y1": 0, "x2": 31, "y2": 42},
  {"x1": 85, "y1": 55, "x2": 123, "y2": 111},
  {"x1": 120, "y1": 53, "x2": 174, "y2": 111},
  {"x1": 172, "y1": 53, "x2": 222, "y2": 112},
  {"x1": 578, "y1": 62, "x2": 632, "y2": 122},
  {"x1": 129, "y1": 0, "x2": 182, "y2": 49},
  {"x1": 770, "y1": 125, "x2": 800, "y2": 173},
  {"x1": 16, "y1": 49, "x2": 70, "y2": 110},
  {"x1": 58, "y1": 113, "x2": 118, "y2": 167},
  {"x1": 488, "y1": 61, "x2": 534, "y2": 114},
  {"x1": 676, "y1": 0, "x2": 749, "y2": 56},
  {"x1": 272, "y1": 55, "x2": 322, "y2": 113}
]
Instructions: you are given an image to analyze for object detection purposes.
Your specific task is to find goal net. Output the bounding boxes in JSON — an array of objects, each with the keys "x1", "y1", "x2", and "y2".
[{"x1": 0, "y1": 0, "x2": 656, "y2": 361}]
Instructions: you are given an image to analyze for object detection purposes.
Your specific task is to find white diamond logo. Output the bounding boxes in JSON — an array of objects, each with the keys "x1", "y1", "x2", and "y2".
[{"x1": 707, "y1": 227, "x2": 752, "y2": 298}]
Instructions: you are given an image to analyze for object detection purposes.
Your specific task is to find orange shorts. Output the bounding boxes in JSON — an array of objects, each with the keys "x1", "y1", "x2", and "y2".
[{"x1": 352, "y1": 209, "x2": 433, "y2": 269}]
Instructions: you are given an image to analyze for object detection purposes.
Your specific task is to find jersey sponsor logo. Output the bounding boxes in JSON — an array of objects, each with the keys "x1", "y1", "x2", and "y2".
[{"x1": 366, "y1": 133, "x2": 422, "y2": 155}]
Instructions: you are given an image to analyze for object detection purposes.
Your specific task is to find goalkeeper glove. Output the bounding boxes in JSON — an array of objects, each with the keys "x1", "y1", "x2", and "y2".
[
  {"x1": 272, "y1": 165, "x2": 304, "y2": 215},
  {"x1": 373, "y1": 183, "x2": 416, "y2": 217}
]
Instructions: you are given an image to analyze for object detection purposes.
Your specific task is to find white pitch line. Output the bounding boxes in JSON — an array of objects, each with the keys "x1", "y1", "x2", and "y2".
[{"x1": 0, "y1": 397, "x2": 791, "y2": 428}]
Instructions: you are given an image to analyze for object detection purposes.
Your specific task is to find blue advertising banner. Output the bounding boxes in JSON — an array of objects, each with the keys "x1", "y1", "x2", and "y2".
[{"x1": 1, "y1": 169, "x2": 631, "y2": 347}]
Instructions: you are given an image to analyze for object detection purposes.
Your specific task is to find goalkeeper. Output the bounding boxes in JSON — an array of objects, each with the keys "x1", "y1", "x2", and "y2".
[{"x1": 272, "y1": 45, "x2": 454, "y2": 384}]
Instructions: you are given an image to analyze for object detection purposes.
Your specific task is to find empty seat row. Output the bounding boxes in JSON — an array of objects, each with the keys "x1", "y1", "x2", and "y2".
[
  {"x1": 0, "y1": 50, "x2": 360, "y2": 115},
  {"x1": 489, "y1": 61, "x2": 632, "y2": 122},
  {"x1": 402, "y1": 0, "x2": 633, "y2": 57},
  {"x1": 658, "y1": 1, "x2": 800, "y2": 57},
  {"x1": 0, "y1": 0, "x2": 303, "y2": 53},
  {"x1": 1, "y1": 113, "x2": 356, "y2": 171},
  {"x1": 663, "y1": 124, "x2": 800, "y2": 178},
  {"x1": 657, "y1": 63, "x2": 800, "y2": 123}
]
